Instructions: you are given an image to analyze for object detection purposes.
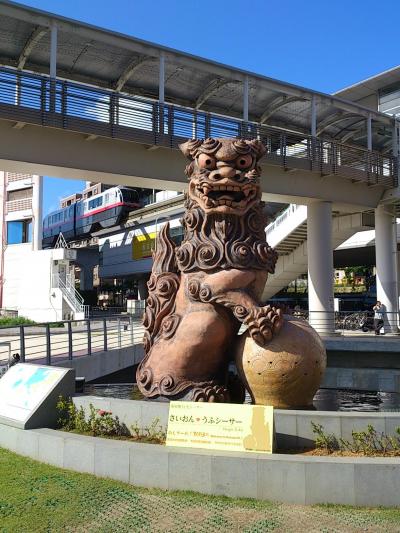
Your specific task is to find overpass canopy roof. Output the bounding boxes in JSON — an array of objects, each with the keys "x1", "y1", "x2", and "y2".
[
  {"x1": 335, "y1": 65, "x2": 400, "y2": 103},
  {"x1": 0, "y1": 0, "x2": 394, "y2": 152}
]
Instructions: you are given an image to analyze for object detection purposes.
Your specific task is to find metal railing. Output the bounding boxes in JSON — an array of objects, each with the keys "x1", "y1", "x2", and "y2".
[
  {"x1": 51, "y1": 272, "x2": 85, "y2": 316},
  {"x1": 0, "y1": 66, "x2": 396, "y2": 188},
  {"x1": 290, "y1": 309, "x2": 400, "y2": 334},
  {"x1": 266, "y1": 204, "x2": 303, "y2": 236},
  {"x1": 0, "y1": 309, "x2": 397, "y2": 374},
  {"x1": 0, "y1": 316, "x2": 144, "y2": 369}
]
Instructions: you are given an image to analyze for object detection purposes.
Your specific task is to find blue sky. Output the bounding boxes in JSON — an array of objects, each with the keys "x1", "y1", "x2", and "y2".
[{"x1": 20, "y1": 0, "x2": 400, "y2": 215}]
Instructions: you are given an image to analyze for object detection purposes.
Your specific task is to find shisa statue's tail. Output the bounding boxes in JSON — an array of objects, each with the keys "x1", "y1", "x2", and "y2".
[{"x1": 140, "y1": 222, "x2": 180, "y2": 355}]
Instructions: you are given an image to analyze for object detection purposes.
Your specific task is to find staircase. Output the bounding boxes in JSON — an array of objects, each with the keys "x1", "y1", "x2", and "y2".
[
  {"x1": 54, "y1": 272, "x2": 87, "y2": 319},
  {"x1": 52, "y1": 233, "x2": 88, "y2": 319},
  {"x1": 263, "y1": 205, "x2": 375, "y2": 300}
]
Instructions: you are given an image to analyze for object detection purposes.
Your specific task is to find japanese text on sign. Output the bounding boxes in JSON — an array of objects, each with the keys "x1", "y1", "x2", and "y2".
[{"x1": 166, "y1": 401, "x2": 273, "y2": 454}]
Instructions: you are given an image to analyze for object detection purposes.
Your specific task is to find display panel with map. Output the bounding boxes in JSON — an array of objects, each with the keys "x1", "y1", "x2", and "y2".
[{"x1": 0, "y1": 363, "x2": 75, "y2": 429}]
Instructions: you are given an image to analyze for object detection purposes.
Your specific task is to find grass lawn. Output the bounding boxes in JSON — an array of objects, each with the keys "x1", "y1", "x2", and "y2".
[{"x1": 1, "y1": 447, "x2": 400, "y2": 533}]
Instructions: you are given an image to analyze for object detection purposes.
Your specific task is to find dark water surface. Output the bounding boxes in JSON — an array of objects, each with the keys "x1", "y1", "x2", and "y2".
[{"x1": 84, "y1": 383, "x2": 400, "y2": 412}]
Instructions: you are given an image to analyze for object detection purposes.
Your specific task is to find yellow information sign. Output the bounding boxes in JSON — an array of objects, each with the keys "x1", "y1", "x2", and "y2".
[
  {"x1": 166, "y1": 402, "x2": 274, "y2": 454},
  {"x1": 132, "y1": 232, "x2": 156, "y2": 260}
]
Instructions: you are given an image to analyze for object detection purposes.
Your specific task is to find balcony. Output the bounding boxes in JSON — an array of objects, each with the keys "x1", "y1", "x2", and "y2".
[
  {"x1": 6, "y1": 198, "x2": 32, "y2": 214},
  {"x1": 6, "y1": 173, "x2": 32, "y2": 183}
]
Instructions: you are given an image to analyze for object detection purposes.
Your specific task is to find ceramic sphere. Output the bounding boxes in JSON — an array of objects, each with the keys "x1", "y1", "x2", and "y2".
[{"x1": 235, "y1": 316, "x2": 327, "y2": 408}]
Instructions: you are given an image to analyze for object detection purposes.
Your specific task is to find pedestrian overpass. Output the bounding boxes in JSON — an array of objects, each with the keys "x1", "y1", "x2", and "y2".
[{"x1": 0, "y1": 0, "x2": 399, "y2": 334}]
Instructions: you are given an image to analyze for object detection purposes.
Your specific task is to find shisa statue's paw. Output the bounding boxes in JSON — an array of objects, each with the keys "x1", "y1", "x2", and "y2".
[
  {"x1": 190, "y1": 382, "x2": 230, "y2": 403},
  {"x1": 236, "y1": 305, "x2": 283, "y2": 347}
]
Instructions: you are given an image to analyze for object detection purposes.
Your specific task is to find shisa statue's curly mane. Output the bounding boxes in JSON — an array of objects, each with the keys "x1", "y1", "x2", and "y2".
[{"x1": 137, "y1": 137, "x2": 283, "y2": 402}]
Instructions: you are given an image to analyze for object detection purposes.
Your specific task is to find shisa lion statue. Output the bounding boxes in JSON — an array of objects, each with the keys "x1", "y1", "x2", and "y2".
[{"x1": 137, "y1": 137, "x2": 326, "y2": 405}]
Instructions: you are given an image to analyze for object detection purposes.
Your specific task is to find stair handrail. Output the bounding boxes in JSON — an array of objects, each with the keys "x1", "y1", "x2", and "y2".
[
  {"x1": 52, "y1": 272, "x2": 85, "y2": 313},
  {"x1": 266, "y1": 204, "x2": 302, "y2": 236}
]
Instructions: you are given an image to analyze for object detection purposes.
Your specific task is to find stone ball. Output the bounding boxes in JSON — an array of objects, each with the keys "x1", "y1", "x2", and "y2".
[{"x1": 235, "y1": 316, "x2": 327, "y2": 408}]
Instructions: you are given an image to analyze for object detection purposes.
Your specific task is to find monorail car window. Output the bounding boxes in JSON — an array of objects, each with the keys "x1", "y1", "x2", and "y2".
[
  {"x1": 88, "y1": 196, "x2": 103, "y2": 210},
  {"x1": 121, "y1": 188, "x2": 138, "y2": 203}
]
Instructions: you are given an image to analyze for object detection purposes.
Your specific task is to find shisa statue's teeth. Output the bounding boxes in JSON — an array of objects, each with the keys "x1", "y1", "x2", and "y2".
[
  {"x1": 227, "y1": 186, "x2": 234, "y2": 191},
  {"x1": 225, "y1": 200, "x2": 232, "y2": 206},
  {"x1": 233, "y1": 186, "x2": 240, "y2": 191}
]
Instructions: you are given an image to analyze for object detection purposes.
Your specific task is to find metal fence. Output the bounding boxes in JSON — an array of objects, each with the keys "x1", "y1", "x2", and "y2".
[
  {"x1": 292, "y1": 310, "x2": 400, "y2": 334},
  {"x1": 0, "y1": 316, "x2": 145, "y2": 373},
  {"x1": 0, "y1": 308, "x2": 397, "y2": 376},
  {"x1": 0, "y1": 66, "x2": 396, "y2": 188}
]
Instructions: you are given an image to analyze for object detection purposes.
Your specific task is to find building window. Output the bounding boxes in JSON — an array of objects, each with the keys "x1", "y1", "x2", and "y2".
[
  {"x1": 7, "y1": 188, "x2": 33, "y2": 202},
  {"x1": 7, "y1": 220, "x2": 32, "y2": 244}
]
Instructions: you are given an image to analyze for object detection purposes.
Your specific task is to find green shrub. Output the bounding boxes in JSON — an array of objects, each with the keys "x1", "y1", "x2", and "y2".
[
  {"x1": 0, "y1": 317, "x2": 64, "y2": 328},
  {"x1": 311, "y1": 422, "x2": 339, "y2": 452},
  {"x1": 311, "y1": 422, "x2": 400, "y2": 455},
  {"x1": 56, "y1": 396, "x2": 129, "y2": 437},
  {"x1": 0, "y1": 316, "x2": 36, "y2": 327},
  {"x1": 130, "y1": 417, "x2": 166, "y2": 444}
]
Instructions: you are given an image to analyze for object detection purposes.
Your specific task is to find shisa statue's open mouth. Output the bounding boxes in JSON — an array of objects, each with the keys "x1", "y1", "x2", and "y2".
[{"x1": 191, "y1": 180, "x2": 259, "y2": 214}]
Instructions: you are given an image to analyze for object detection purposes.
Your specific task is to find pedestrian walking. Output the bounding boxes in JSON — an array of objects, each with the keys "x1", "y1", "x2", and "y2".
[{"x1": 373, "y1": 301, "x2": 385, "y2": 335}]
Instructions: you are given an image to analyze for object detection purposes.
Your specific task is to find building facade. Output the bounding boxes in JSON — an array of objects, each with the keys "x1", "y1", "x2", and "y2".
[{"x1": 0, "y1": 171, "x2": 42, "y2": 310}]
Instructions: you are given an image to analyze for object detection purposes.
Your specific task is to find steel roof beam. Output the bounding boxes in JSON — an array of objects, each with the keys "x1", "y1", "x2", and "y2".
[
  {"x1": 316, "y1": 113, "x2": 363, "y2": 136},
  {"x1": 17, "y1": 25, "x2": 48, "y2": 69},
  {"x1": 114, "y1": 56, "x2": 151, "y2": 92},
  {"x1": 339, "y1": 122, "x2": 365, "y2": 143},
  {"x1": 195, "y1": 78, "x2": 240, "y2": 110},
  {"x1": 259, "y1": 96, "x2": 308, "y2": 124}
]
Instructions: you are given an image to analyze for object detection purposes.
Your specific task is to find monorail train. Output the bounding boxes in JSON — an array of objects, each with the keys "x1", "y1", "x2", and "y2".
[{"x1": 43, "y1": 186, "x2": 141, "y2": 247}]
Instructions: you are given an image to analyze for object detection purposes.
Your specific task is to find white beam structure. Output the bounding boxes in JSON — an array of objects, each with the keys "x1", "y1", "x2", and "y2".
[
  {"x1": 114, "y1": 56, "x2": 149, "y2": 92},
  {"x1": 311, "y1": 94, "x2": 317, "y2": 137},
  {"x1": 243, "y1": 75, "x2": 249, "y2": 122},
  {"x1": 259, "y1": 96, "x2": 307, "y2": 124},
  {"x1": 159, "y1": 52, "x2": 165, "y2": 104},
  {"x1": 18, "y1": 26, "x2": 48, "y2": 69},
  {"x1": 367, "y1": 113, "x2": 372, "y2": 151},
  {"x1": 316, "y1": 113, "x2": 361, "y2": 136},
  {"x1": 374, "y1": 203, "x2": 399, "y2": 333},
  {"x1": 392, "y1": 119, "x2": 400, "y2": 156},
  {"x1": 50, "y1": 21, "x2": 57, "y2": 79},
  {"x1": 307, "y1": 201, "x2": 335, "y2": 335},
  {"x1": 195, "y1": 78, "x2": 239, "y2": 110},
  {"x1": 0, "y1": 117, "x2": 390, "y2": 210}
]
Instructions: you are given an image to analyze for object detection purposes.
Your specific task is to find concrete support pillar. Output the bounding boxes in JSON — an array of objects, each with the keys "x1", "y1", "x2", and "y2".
[
  {"x1": 32, "y1": 175, "x2": 42, "y2": 251},
  {"x1": 307, "y1": 201, "x2": 335, "y2": 334},
  {"x1": 375, "y1": 204, "x2": 399, "y2": 333},
  {"x1": 137, "y1": 277, "x2": 148, "y2": 301},
  {"x1": 80, "y1": 267, "x2": 94, "y2": 291}
]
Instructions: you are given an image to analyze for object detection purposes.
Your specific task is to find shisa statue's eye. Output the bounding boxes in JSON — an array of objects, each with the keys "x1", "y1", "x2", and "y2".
[
  {"x1": 197, "y1": 153, "x2": 216, "y2": 170},
  {"x1": 236, "y1": 154, "x2": 253, "y2": 170}
]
